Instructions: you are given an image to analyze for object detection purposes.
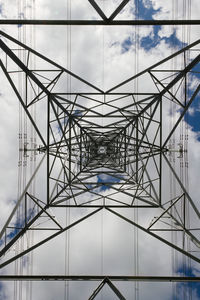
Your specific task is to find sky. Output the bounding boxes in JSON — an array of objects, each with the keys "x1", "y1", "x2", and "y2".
[{"x1": 0, "y1": 0, "x2": 200, "y2": 300}]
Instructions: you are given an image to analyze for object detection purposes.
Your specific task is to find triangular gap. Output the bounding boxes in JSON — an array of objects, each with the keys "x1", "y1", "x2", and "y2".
[
  {"x1": 2, "y1": 208, "x2": 98, "y2": 275},
  {"x1": 105, "y1": 207, "x2": 200, "y2": 266},
  {"x1": 0, "y1": 206, "x2": 102, "y2": 271},
  {"x1": 47, "y1": 71, "x2": 103, "y2": 94},
  {"x1": 106, "y1": 40, "x2": 200, "y2": 94},
  {"x1": 0, "y1": 31, "x2": 103, "y2": 94},
  {"x1": 107, "y1": 72, "x2": 159, "y2": 94},
  {"x1": 92, "y1": 0, "x2": 130, "y2": 20},
  {"x1": 88, "y1": 277, "x2": 126, "y2": 300}
]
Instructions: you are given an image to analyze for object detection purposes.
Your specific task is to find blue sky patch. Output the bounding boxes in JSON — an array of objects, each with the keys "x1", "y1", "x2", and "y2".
[
  {"x1": 6, "y1": 207, "x2": 36, "y2": 241},
  {"x1": 97, "y1": 174, "x2": 121, "y2": 191},
  {"x1": 121, "y1": 0, "x2": 185, "y2": 54},
  {"x1": 184, "y1": 71, "x2": 200, "y2": 139},
  {"x1": 121, "y1": 37, "x2": 132, "y2": 54},
  {"x1": 186, "y1": 106, "x2": 200, "y2": 139},
  {"x1": 17, "y1": 12, "x2": 24, "y2": 28},
  {"x1": 136, "y1": 0, "x2": 161, "y2": 20},
  {"x1": 140, "y1": 29, "x2": 185, "y2": 52},
  {"x1": 175, "y1": 265, "x2": 200, "y2": 299},
  {"x1": 7, "y1": 218, "x2": 25, "y2": 240},
  {"x1": 0, "y1": 4, "x2": 3, "y2": 15},
  {"x1": 73, "y1": 109, "x2": 82, "y2": 117},
  {"x1": 121, "y1": 0, "x2": 161, "y2": 53},
  {"x1": 0, "y1": 281, "x2": 6, "y2": 300}
]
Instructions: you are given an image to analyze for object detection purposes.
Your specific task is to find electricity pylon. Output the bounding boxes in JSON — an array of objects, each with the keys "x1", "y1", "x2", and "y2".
[{"x1": 0, "y1": 1, "x2": 200, "y2": 298}]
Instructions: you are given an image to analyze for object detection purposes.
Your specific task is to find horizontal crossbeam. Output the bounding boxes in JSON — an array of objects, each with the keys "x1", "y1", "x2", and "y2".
[
  {"x1": 0, "y1": 275, "x2": 200, "y2": 282},
  {"x1": 0, "y1": 20, "x2": 200, "y2": 26}
]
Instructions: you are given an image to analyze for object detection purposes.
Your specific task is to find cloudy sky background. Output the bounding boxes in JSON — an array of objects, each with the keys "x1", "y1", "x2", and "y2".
[{"x1": 0, "y1": 0, "x2": 200, "y2": 299}]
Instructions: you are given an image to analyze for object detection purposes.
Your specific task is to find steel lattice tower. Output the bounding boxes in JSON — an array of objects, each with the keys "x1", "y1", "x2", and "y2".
[{"x1": 0, "y1": 1, "x2": 200, "y2": 299}]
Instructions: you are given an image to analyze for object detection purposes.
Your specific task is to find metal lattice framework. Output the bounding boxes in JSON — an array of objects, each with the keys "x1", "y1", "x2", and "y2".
[{"x1": 0, "y1": 0, "x2": 200, "y2": 298}]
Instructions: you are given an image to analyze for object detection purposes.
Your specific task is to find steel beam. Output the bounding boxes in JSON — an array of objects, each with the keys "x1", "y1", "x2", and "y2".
[
  {"x1": 0, "y1": 19, "x2": 200, "y2": 25},
  {"x1": 0, "y1": 275, "x2": 200, "y2": 282}
]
